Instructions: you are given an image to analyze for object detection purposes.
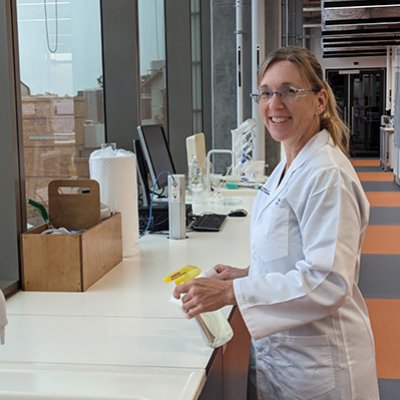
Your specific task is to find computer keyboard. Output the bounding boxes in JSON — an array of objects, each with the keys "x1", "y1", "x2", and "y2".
[{"x1": 191, "y1": 213, "x2": 227, "y2": 232}]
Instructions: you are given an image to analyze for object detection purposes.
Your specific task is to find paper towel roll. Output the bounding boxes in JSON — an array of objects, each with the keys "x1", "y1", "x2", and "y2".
[{"x1": 89, "y1": 149, "x2": 139, "y2": 258}]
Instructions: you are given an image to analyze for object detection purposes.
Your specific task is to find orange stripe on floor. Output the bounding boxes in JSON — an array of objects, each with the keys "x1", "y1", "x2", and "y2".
[
  {"x1": 352, "y1": 159, "x2": 380, "y2": 167},
  {"x1": 366, "y1": 192, "x2": 400, "y2": 207},
  {"x1": 362, "y1": 226, "x2": 400, "y2": 254},
  {"x1": 366, "y1": 298, "x2": 400, "y2": 379},
  {"x1": 357, "y1": 172, "x2": 394, "y2": 182}
]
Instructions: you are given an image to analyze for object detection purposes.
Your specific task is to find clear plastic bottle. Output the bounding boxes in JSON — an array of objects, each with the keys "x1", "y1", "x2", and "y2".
[
  {"x1": 189, "y1": 155, "x2": 202, "y2": 185},
  {"x1": 188, "y1": 156, "x2": 204, "y2": 204},
  {"x1": 164, "y1": 265, "x2": 234, "y2": 348}
]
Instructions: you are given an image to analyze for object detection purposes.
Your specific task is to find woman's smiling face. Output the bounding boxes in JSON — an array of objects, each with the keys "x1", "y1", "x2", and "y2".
[{"x1": 258, "y1": 60, "x2": 327, "y2": 153}]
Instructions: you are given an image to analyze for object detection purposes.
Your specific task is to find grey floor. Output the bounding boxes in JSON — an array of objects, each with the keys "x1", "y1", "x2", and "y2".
[
  {"x1": 359, "y1": 254, "x2": 400, "y2": 299},
  {"x1": 362, "y1": 181, "x2": 400, "y2": 192},
  {"x1": 369, "y1": 207, "x2": 400, "y2": 225},
  {"x1": 378, "y1": 379, "x2": 400, "y2": 400},
  {"x1": 356, "y1": 166, "x2": 384, "y2": 172}
]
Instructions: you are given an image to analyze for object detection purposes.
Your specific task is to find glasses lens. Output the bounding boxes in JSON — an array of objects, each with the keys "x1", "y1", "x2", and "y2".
[
  {"x1": 265, "y1": 91, "x2": 274, "y2": 101},
  {"x1": 258, "y1": 91, "x2": 273, "y2": 102},
  {"x1": 282, "y1": 87, "x2": 296, "y2": 100}
]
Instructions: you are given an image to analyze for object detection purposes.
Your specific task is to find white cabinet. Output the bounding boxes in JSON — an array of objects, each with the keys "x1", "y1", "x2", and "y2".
[{"x1": 380, "y1": 127, "x2": 395, "y2": 171}]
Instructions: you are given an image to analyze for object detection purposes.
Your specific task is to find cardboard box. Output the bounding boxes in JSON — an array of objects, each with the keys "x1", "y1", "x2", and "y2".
[{"x1": 21, "y1": 180, "x2": 122, "y2": 292}]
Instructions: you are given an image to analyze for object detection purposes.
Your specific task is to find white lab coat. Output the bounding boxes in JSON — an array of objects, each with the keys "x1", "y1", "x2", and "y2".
[{"x1": 234, "y1": 130, "x2": 379, "y2": 400}]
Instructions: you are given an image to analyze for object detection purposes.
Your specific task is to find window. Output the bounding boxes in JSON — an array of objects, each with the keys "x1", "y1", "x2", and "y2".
[
  {"x1": 191, "y1": 0, "x2": 203, "y2": 133},
  {"x1": 16, "y1": 0, "x2": 105, "y2": 228},
  {"x1": 138, "y1": 0, "x2": 167, "y2": 126}
]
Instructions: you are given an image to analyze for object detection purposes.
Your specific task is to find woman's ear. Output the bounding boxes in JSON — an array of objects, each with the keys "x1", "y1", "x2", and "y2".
[{"x1": 316, "y1": 89, "x2": 328, "y2": 115}]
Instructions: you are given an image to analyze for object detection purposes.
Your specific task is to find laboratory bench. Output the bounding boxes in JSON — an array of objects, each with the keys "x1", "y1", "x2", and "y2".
[{"x1": 0, "y1": 192, "x2": 255, "y2": 400}]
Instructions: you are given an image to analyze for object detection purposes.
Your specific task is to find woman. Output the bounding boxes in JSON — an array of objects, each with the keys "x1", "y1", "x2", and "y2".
[{"x1": 174, "y1": 46, "x2": 379, "y2": 399}]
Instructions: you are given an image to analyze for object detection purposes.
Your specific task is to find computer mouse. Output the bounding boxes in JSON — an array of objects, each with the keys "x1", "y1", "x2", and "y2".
[{"x1": 228, "y1": 208, "x2": 248, "y2": 217}]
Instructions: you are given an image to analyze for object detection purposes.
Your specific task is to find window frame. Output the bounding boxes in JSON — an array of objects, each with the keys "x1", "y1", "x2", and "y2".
[{"x1": 0, "y1": 0, "x2": 25, "y2": 296}]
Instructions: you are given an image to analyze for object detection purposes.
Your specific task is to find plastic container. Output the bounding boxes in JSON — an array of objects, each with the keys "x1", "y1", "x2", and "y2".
[{"x1": 164, "y1": 265, "x2": 234, "y2": 348}]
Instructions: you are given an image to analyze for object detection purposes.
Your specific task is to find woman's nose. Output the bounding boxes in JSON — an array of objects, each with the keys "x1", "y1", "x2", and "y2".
[{"x1": 268, "y1": 92, "x2": 285, "y2": 108}]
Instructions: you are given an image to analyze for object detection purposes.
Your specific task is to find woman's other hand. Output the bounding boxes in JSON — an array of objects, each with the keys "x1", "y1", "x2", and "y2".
[{"x1": 213, "y1": 264, "x2": 249, "y2": 280}]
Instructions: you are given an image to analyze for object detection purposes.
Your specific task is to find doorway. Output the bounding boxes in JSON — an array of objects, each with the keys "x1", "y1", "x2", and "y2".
[{"x1": 326, "y1": 69, "x2": 385, "y2": 157}]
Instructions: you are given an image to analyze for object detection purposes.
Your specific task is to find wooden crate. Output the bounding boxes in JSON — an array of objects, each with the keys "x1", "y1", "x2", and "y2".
[
  {"x1": 21, "y1": 212, "x2": 122, "y2": 292},
  {"x1": 21, "y1": 179, "x2": 122, "y2": 292}
]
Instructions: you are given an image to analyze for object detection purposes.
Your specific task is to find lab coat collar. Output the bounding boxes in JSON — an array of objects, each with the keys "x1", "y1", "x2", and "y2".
[
  {"x1": 257, "y1": 130, "x2": 331, "y2": 212},
  {"x1": 288, "y1": 129, "x2": 331, "y2": 173}
]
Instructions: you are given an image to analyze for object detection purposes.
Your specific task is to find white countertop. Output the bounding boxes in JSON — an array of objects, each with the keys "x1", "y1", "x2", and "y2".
[
  {"x1": 1, "y1": 190, "x2": 255, "y2": 399},
  {"x1": 0, "y1": 362, "x2": 205, "y2": 400}
]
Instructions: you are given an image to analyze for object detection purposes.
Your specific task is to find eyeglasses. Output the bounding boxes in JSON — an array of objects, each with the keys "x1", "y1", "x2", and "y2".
[{"x1": 250, "y1": 87, "x2": 318, "y2": 104}]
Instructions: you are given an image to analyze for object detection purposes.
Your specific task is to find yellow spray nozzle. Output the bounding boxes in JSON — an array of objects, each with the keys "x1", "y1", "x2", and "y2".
[{"x1": 163, "y1": 265, "x2": 202, "y2": 285}]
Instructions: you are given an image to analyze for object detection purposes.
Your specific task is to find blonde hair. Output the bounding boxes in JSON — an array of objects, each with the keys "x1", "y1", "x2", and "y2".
[{"x1": 258, "y1": 46, "x2": 350, "y2": 155}]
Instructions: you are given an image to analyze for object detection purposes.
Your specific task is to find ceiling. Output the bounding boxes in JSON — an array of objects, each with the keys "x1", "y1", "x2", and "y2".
[{"x1": 320, "y1": 0, "x2": 400, "y2": 58}]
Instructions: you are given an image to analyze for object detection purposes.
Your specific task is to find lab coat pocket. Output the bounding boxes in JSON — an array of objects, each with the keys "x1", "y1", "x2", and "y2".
[
  {"x1": 270, "y1": 334, "x2": 335, "y2": 399},
  {"x1": 256, "y1": 207, "x2": 289, "y2": 262}
]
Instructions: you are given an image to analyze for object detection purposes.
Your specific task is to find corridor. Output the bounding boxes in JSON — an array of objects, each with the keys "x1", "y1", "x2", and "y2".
[{"x1": 353, "y1": 159, "x2": 400, "y2": 399}]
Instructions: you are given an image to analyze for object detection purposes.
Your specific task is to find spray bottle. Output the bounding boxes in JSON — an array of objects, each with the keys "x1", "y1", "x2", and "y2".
[{"x1": 164, "y1": 265, "x2": 234, "y2": 348}]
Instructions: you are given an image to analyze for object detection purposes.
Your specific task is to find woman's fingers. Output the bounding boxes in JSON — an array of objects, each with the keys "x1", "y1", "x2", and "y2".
[{"x1": 172, "y1": 277, "x2": 236, "y2": 318}]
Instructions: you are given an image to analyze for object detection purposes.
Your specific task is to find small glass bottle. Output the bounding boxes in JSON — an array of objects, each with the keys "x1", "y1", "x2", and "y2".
[{"x1": 164, "y1": 265, "x2": 234, "y2": 348}]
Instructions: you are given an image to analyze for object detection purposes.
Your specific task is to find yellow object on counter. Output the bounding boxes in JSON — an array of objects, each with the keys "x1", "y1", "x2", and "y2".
[{"x1": 163, "y1": 265, "x2": 201, "y2": 285}]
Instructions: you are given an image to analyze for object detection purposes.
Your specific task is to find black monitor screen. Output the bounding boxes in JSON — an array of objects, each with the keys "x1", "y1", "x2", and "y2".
[
  {"x1": 132, "y1": 139, "x2": 151, "y2": 206},
  {"x1": 137, "y1": 124, "x2": 176, "y2": 190}
]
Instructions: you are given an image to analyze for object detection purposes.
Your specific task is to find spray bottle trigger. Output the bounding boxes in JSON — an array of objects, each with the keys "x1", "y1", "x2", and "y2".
[{"x1": 163, "y1": 265, "x2": 202, "y2": 285}]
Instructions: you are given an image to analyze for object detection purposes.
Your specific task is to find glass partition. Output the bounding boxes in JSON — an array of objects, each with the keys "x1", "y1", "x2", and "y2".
[
  {"x1": 191, "y1": 0, "x2": 203, "y2": 133},
  {"x1": 16, "y1": 0, "x2": 105, "y2": 228},
  {"x1": 138, "y1": 0, "x2": 167, "y2": 127}
]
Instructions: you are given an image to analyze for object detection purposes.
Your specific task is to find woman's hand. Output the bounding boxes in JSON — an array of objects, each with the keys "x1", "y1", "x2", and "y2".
[
  {"x1": 173, "y1": 278, "x2": 236, "y2": 319},
  {"x1": 212, "y1": 264, "x2": 249, "y2": 280}
]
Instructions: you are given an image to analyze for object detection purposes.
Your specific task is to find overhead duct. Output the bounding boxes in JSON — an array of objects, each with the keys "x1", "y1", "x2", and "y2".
[{"x1": 321, "y1": 0, "x2": 400, "y2": 57}]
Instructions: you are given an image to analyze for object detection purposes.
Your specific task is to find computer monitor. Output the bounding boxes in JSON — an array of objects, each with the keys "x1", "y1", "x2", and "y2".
[
  {"x1": 132, "y1": 139, "x2": 151, "y2": 207},
  {"x1": 137, "y1": 124, "x2": 176, "y2": 191}
]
